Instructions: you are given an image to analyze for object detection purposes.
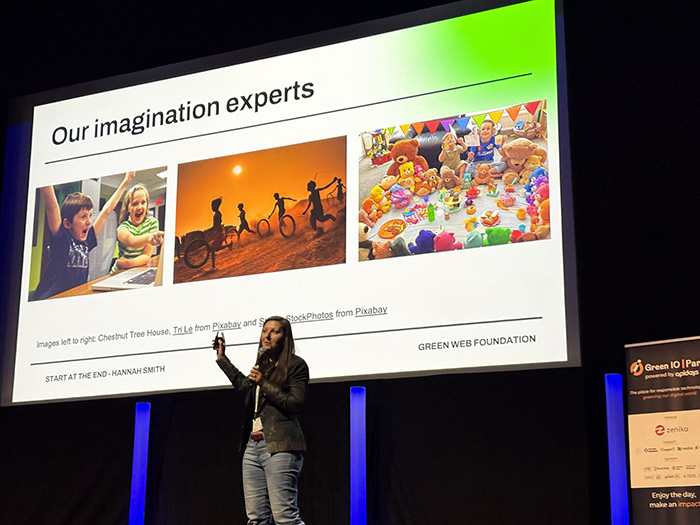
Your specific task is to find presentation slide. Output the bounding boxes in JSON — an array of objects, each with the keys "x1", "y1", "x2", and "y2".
[{"x1": 8, "y1": 0, "x2": 577, "y2": 403}]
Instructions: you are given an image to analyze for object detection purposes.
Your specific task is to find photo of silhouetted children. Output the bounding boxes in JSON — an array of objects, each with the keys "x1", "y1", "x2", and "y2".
[{"x1": 174, "y1": 137, "x2": 346, "y2": 283}]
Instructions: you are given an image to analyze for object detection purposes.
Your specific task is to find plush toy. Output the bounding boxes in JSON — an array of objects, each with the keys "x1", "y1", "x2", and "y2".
[
  {"x1": 386, "y1": 139, "x2": 431, "y2": 178},
  {"x1": 483, "y1": 226, "x2": 511, "y2": 246},
  {"x1": 538, "y1": 199, "x2": 550, "y2": 225},
  {"x1": 369, "y1": 185, "x2": 392, "y2": 215},
  {"x1": 434, "y1": 230, "x2": 462, "y2": 251},
  {"x1": 533, "y1": 183, "x2": 549, "y2": 206},
  {"x1": 359, "y1": 198, "x2": 378, "y2": 227},
  {"x1": 372, "y1": 240, "x2": 393, "y2": 259},
  {"x1": 530, "y1": 167, "x2": 548, "y2": 184},
  {"x1": 473, "y1": 163, "x2": 493, "y2": 185},
  {"x1": 534, "y1": 224, "x2": 550, "y2": 239},
  {"x1": 358, "y1": 223, "x2": 374, "y2": 260},
  {"x1": 398, "y1": 161, "x2": 417, "y2": 191},
  {"x1": 438, "y1": 166, "x2": 463, "y2": 191},
  {"x1": 359, "y1": 209, "x2": 374, "y2": 228},
  {"x1": 414, "y1": 178, "x2": 433, "y2": 197},
  {"x1": 379, "y1": 172, "x2": 400, "y2": 191},
  {"x1": 425, "y1": 170, "x2": 441, "y2": 191},
  {"x1": 499, "y1": 137, "x2": 547, "y2": 186},
  {"x1": 408, "y1": 229, "x2": 436, "y2": 254},
  {"x1": 518, "y1": 154, "x2": 545, "y2": 184},
  {"x1": 463, "y1": 230, "x2": 484, "y2": 248},
  {"x1": 390, "y1": 236, "x2": 411, "y2": 257},
  {"x1": 519, "y1": 224, "x2": 550, "y2": 242}
]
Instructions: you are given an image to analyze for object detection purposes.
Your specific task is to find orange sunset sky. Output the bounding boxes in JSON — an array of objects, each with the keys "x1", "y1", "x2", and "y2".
[{"x1": 176, "y1": 136, "x2": 346, "y2": 236}]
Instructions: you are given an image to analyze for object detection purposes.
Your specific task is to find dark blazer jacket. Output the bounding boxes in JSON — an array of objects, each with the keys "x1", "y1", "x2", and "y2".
[{"x1": 217, "y1": 353, "x2": 309, "y2": 454}]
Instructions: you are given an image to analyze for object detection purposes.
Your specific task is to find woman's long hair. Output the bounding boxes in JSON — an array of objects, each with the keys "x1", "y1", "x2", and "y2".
[{"x1": 258, "y1": 316, "x2": 295, "y2": 386}]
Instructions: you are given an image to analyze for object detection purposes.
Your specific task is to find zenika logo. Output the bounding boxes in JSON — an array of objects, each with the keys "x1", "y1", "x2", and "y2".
[
  {"x1": 630, "y1": 359, "x2": 644, "y2": 376},
  {"x1": 654, "y1": 424, "x2": 688, "y2": 436}
]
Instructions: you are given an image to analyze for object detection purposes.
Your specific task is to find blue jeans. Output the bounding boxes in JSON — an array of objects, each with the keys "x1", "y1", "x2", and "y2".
[{"x1": 242, "y1": 437, "x2": 305, "y2": 525}]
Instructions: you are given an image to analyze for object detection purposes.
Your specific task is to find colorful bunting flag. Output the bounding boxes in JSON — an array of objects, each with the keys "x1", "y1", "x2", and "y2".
[
  {"x1": 488, "y1": 111, "x2": 504, "y2": 124},
  {"x1": 455, "y1": 117, "x2": 470, "y2": 133},
  {"x1": 524, "y1": 101, "x2": 541, "y2": 115},
  {"x1": 425, "y1": 120, "x2": 441, "y2": 134},
  {"x1": 440, "y1": 119, "x2": 455, "y2": 133},
  {"x1": 472, "y1": 114, "x2": 486, "y2": 127},
  {"x1": 505, "y1": 105, "x2": 522, "y2": 122}
]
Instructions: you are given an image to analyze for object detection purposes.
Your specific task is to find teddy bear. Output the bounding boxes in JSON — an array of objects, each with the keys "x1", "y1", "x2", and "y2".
[
  {"x1": 397, "y1": 161, "x2": 417, "y2": 192},
  {"x1": 413, "y1": 178, "x2": 433, "y2": 197},
  {"x1": 359, "y1": 198, "x2": 378, "y2": 227},
  {"x1": 408, "y1": 229, "x2": 435, "y2": 254},
  {"x1": 482, "y1": 226, "x2": 511, "y2": 246},
  {"x1": 538, "y1": 199, "x2": 550, "y2": 225},
  {"x1": 358, "y1": 223, "x2": 374, "y2": 260},
  {"x1": 463, "y1": 230, "x2": 484, "y2": 249},
  {"x1": 534, "y1": 224, "x2": 550, "y2": 239},
  {"x1": 372, "y1": 240, "x2": 393, "y2": 259},
  {"x1": 472, "y1": 163, "x2": 493, "y2": 185},
  {"x1": 518, "y1": 154, "x2": 545, "y2": 184},
  {"x1": 518, "y1": 224, "x2": 550, "y2": 242},
  {"x1": 386, "y1": 138, "x2": 431, "y2": 178},
  {"x1": 434, "y1": 230, "x2": 462, "y2": 251},
  {"x1": 379, "y1": 172, "x2": 400, "y2": 191},
  {"x1": 499, "y1": 137, "x2": 547, "y2": 186},
  {"x1": 438, "y1": 166, "x2": 462, "y2": 191},
  {"x1": 369, "y1": 185, "x2": 392, "y2": 215},
  {"x1": 533, "y1": 183, "x2": 549, "y2": 205},
  {"x1": 389, "y1": 236, "x2": 411, "y2": 256}
]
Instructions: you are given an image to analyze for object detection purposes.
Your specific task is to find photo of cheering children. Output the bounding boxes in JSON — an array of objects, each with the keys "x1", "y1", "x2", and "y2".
[{"x1": 28, "y1": 167, "x2": 168, "y2": 300}]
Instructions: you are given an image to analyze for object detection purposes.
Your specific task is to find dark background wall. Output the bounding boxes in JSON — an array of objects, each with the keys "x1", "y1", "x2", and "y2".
[{"x1": 0, "y1": 1, "x2": 692, "y2": 523}]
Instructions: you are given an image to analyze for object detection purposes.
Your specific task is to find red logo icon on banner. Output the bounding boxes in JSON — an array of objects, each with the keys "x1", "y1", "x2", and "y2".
[
  {"x1": 655, "y1": 425, "x2": 665, "y2": 436},
  {"x1": 630, "y1": 359, "x2": 644, "y2": 376}
]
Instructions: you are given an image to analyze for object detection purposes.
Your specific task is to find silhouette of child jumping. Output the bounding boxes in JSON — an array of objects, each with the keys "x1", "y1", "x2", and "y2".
[
  {"x1": 302, "y1": 178, "x2": 337, "y2": 232},
  {"x1": 268, "y1": 192, "x2": 297, "y2": 221}
]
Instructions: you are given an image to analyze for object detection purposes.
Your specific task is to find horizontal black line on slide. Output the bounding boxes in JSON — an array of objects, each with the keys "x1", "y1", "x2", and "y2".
[
  {"x1": 30, "y1": 316, "x2": 541, "y2": 366},
  {"x1": 45, "y1": 73, "x2": 532, "y2": 165}
]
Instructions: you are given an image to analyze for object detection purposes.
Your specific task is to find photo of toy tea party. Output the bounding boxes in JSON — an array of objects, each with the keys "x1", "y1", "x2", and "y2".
[{"x1": 358, "y1": 100, "x2": 550, "y2": 260}]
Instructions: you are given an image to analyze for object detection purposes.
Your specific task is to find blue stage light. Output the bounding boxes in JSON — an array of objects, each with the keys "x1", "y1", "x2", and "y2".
[
  {"x1": 129, "y1": 402, "x2": 151, "y2": 525},
  {"x1": 605, "y1": 374, "x2": 630, "y2": 525},
  {"x1": 350, "y1": 387, "x2": 367, "y2": 525}
]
